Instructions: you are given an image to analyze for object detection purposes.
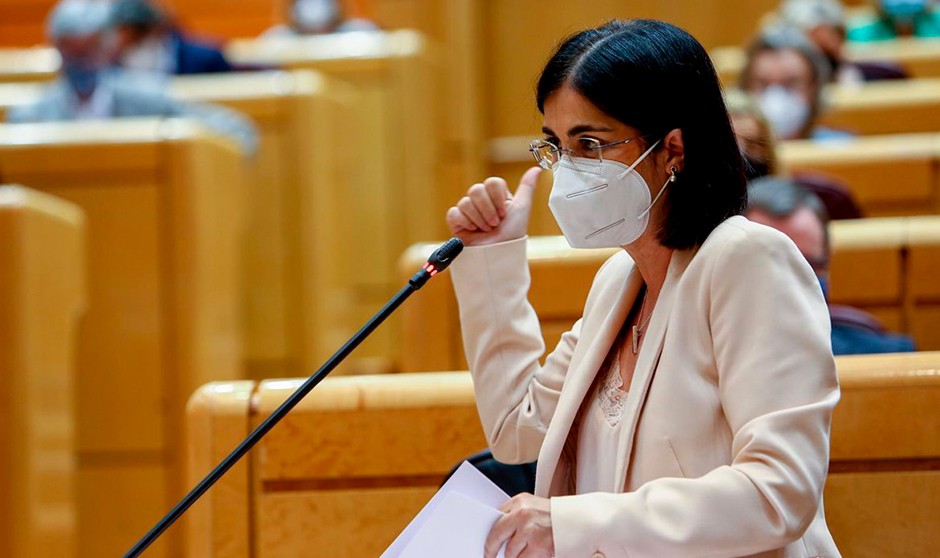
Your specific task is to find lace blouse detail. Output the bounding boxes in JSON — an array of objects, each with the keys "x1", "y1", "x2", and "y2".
[{"x1": 597, "y1": 336, "x2": 629, "y2": 427}]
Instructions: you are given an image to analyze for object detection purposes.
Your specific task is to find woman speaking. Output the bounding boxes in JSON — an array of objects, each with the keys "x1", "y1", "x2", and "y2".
[{"x1": 445, "y1": 20, "x2": 841, "y2": 558}]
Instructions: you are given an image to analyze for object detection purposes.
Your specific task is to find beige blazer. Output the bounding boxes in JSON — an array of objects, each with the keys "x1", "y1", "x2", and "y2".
[{"x1": 450, "y1": 216, "x2": 841, "y2": 558}]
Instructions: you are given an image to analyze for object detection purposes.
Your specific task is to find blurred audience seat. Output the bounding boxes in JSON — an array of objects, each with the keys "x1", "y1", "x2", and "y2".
[
  {"x1": 0, "y1": 185, "x2": 85, "y2": 558},
  {"x1": 186, "y1": 352, "x2": 940, "y2": 557},
  {"x1": 186, "y1": 372, "x2": 487, "y2": 558},
  {"x1": 0, "y1": 119, "x2": 245, "y2": 558},
  {"x1": 793, "y1": 171, "x2": 864, "y2": 220}
]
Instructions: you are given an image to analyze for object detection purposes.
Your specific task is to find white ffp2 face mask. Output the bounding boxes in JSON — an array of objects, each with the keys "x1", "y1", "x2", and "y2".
[
  {"x1": 758, "y1": 85, "x2": 811, "y2": 140},
  {"x1": 548, "y1": 140, "x2": 670, "y2": 249}
]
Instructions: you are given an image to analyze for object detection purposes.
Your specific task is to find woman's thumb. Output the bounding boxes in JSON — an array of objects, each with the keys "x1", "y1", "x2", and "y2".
[{"x1": 512, "y1": 166, "x2": 543, "y2": 205}]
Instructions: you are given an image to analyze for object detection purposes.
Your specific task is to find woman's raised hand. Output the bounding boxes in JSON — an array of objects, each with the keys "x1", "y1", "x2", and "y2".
[{"x1": 446, "y1": 166, "x2": 543, "y2": 247}]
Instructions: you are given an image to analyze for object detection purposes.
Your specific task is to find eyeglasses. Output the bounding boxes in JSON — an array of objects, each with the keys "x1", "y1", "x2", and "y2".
[{"x1": 528, "y1": 136, "x2": 641, "y2": 170}]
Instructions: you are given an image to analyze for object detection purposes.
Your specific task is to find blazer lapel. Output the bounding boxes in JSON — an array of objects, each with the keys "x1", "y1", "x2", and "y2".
[
  {"x1": 614, "y1": 249, "x2": 692, "y2": 490},
  {"x1": 535, "y1": 257, "x2": 644, "y2": 496}
]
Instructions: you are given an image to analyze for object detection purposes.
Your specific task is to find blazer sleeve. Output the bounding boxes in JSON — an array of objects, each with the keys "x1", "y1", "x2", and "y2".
[
  {"x1": 450, "y1": 237, "x2": 582, "y2": 464},
  {"x1": 550, "y1": 226, "x2": 840, "y2": 557}
]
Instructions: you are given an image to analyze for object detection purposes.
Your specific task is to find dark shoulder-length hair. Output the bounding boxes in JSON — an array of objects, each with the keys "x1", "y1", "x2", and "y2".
[{"x1": 536, "y1": 19, "x2": 747, "y2": 250}]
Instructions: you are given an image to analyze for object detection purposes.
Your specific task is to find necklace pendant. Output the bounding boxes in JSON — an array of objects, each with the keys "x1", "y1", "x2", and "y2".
[{"x1": 631, "y1": 324, "x2": 639, "y2": 354}]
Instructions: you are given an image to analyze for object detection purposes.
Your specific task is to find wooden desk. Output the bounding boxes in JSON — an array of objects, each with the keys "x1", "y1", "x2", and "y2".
[
  {"x1": 400, "y1": 216, "x2": 940, "y2": 373},
  {"x1": 171, "y1": 70, "x2": 357, "y2": 377},
  {"x1": 0, "y1": 185, "x2": 85, "y2": 558},
  {"x1": 820, "y1": 77, "x2": 940, "y2": 135},
  {"x1": 187, "y1": 351, "x2": 940, "y2": 557},
  {"x1": 0, "y1": 119, "x2": 245, "y2": 558},
  {"x1": 0, "y1": 47, "x2": 57, "y2": 83},
  {"x1": 777, "y1": 133, "x2": 940, "y2": 216},
  {"x1": 0, "y1": 71, "x2": 372, "y2": 377}
]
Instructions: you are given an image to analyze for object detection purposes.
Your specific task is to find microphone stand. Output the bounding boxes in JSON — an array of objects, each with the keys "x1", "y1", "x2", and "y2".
[{"x1": 124, "y1": 238, "x2": 464, "y2": 557}]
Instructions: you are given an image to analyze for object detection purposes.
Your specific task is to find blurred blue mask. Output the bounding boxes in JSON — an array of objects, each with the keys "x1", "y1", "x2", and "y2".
[
  {"x1": 62, "y1": 63, "x2": 99, "y2": 98},
  {"x1": 881, "y1": 0, "x2": 929, "y2": 19}
]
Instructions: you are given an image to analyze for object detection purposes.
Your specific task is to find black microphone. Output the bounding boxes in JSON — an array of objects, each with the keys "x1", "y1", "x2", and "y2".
[
  {"x1": 409, "y1": 237, "x2": 464, "y2": 289},
  {"x1": 124, "y1": 238, "x2": 464, "y2": 557}
]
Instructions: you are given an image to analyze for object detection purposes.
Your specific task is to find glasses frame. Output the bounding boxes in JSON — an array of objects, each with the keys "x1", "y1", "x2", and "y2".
[{"x1": 528, "y1": 136, "x2": 642, "y2": 170}]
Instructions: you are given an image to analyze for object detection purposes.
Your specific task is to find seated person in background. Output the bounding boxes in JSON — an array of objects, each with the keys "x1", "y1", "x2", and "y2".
[
  {"x1": 262, "y1": 0, "x2": 379, "y2": 38},
  {"x1": 725, "y1": 90, "x2": 779, "y2": 180},
  {"x1": 739, "y1": 24, "x2": 854, "y2": 141},
  {"x1": 746, "y1": 177, "x2": 916, "y2": 355},
  {"x1": 848, "y1": 0, "x2": 940, "y2": 41},
  {"x1": 778, "y1": 0, "x2": 908, "y2": 82},
  {"x1": 6, "y1": 0, "x2": 258, "y2": 156},
  {"x1": 725, "y1": 90, "x2": 863, "y2": 218},
  {"x1": 110, "y1": 0, "x2": 233, "y2": 75}
]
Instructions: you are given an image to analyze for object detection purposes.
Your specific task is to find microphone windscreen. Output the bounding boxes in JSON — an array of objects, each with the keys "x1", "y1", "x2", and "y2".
[{"x1": 428, "y1": 238, "x2": 464, "y2": 272}]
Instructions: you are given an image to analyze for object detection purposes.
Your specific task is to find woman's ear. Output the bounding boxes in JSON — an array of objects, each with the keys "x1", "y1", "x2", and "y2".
[{"x1": 663, "y1": 128, "x2": 685, "y2": 174}]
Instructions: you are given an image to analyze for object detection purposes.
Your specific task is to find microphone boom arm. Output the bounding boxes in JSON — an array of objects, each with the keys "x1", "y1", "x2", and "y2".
[{"x1": 124, "y1": 238, "x2": 464, "y2": 557}]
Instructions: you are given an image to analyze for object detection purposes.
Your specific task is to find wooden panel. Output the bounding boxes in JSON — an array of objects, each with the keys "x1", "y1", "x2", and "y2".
[
  {"x1": 825, "y1": 471, "x2": 940, "y2": 558},
  {"x1": 0, "y1": 185, "x2": 84, "y2": 558},
  {"x1": 821, "y1": 78, "x2": 940, "y2": 136},
  {"x1": 226, "y1": 32, "x2": 439, "y2": 373},
  {"x1": 778, "y1": 133, "x2": 940, "y2": 215},
  {"x1": 185, "y1": 381, "x2": 255, "y2": 558},
  {"x1": 831, "y1": 353, "x2": 940, "y2": 460},
  {"x1": 186, "y1": 351, "x2": 940, "y2": 556},
  {"x1": 0, "y1": 119, "x2": 245, "y2": 558},
  {"x1": 254, "y1": 373, "x2": 486, "y2": 480},
  {"x1": 77, "y1": 463, "x2": 169, "y2": 558},
  {"x1": 256, "y1": 488, "x2": 436, "y2": 558}
]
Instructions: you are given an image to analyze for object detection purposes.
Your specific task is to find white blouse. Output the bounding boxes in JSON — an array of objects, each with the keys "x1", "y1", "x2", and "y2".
[{"x1": 576, "y1": 335, "x2": 630, "y2": 494}]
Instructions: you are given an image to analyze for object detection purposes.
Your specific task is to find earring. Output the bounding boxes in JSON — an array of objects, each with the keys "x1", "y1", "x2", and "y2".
[{"x1": 669, "y1": 166, "x2": 679, "y2": 183}]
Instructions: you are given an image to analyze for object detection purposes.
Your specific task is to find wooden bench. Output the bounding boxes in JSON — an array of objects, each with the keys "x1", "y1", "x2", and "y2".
[
  {"x1": 0, "y1": 119, "x2": 245, "y2": 558},
  {"x1": 399, "y1": 216, "x2": 940, "y2": 373},
  {"x1": 186, "y1": 351, "x2": 940, "y2": 557},
  {"x1": 0, "y1": 185, "x2": 85, "y2": 558}
]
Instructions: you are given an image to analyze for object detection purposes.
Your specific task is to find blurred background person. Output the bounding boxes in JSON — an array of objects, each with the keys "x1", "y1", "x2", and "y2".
[
  {"x1": 739, "y1": 24, "x2": 853, "y2": 141},
  {"x1": 725, "y1": 89, "x2": 780, "y2": 180},
  {"x1": 746, "y1": 176, "x2": 915, "y2": 354},
  {"x1": 7, "y1": 0, "x2": 258, "y2": 155},
  {"x1": 726, "y1": 89, "x2": 863, "y2": 217},
  {"x1": 778, "y1": 0, "x2": 909, "y2": 82},
  {"x1": 262, "y1": 0, "x2": 379, "y2": 38},
  {"x1": 110, "y1": 0, "x2": 233, "y2": 75},
  {"x1": 848, "y1": 0, "x2": 940, "y2": 41}
]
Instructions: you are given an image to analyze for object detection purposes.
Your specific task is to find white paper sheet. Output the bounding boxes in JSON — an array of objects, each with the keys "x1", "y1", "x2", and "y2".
[
  {"x1": 382, "y1": 461, "x2": 510, "y2": 558},
  {"x1": 398, "y1": 491, "x2": 506, "y2": 558}
]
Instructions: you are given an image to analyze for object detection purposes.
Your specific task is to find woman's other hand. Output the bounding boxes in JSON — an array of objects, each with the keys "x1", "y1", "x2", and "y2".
[
  {"x1": 446, "y1": 166, "x2": 542, "y2": 247},
  {"x1": 485, "y1": 493, "x2": 554, "y2": 558}
]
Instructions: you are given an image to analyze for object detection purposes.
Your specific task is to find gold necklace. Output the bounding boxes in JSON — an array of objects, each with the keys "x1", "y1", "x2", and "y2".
[{"x1": 631, "y1": 292, "x2": 654, "y2": 355}]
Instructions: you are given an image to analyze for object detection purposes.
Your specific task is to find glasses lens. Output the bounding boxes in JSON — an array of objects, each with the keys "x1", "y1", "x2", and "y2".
[
  {"x1": 575, "y1": 137, "x2": 602, "y2": 160},
  {"x1": 530, "y1": 140, "x2": 559, "y2": 169}
]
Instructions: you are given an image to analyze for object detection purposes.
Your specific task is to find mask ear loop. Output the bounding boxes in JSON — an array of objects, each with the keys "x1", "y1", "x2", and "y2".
[
  {"x1": 614, "y1": 139, "x2": 662, "y2": 180},
  {"x1": 637, "y1": 165, "x2": 678, "y2": 221}
]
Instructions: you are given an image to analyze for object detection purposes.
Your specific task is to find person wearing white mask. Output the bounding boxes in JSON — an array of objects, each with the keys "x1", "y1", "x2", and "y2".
[
  {"x1": 261, "y1": 0, "x2": 379, "y2": 38},
  {"x1": 445, "y1": 19, "x2": 840, "y2": 558},
  {"x1": 740, "y1": 24, "x2": 852, "y2": 141}
]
